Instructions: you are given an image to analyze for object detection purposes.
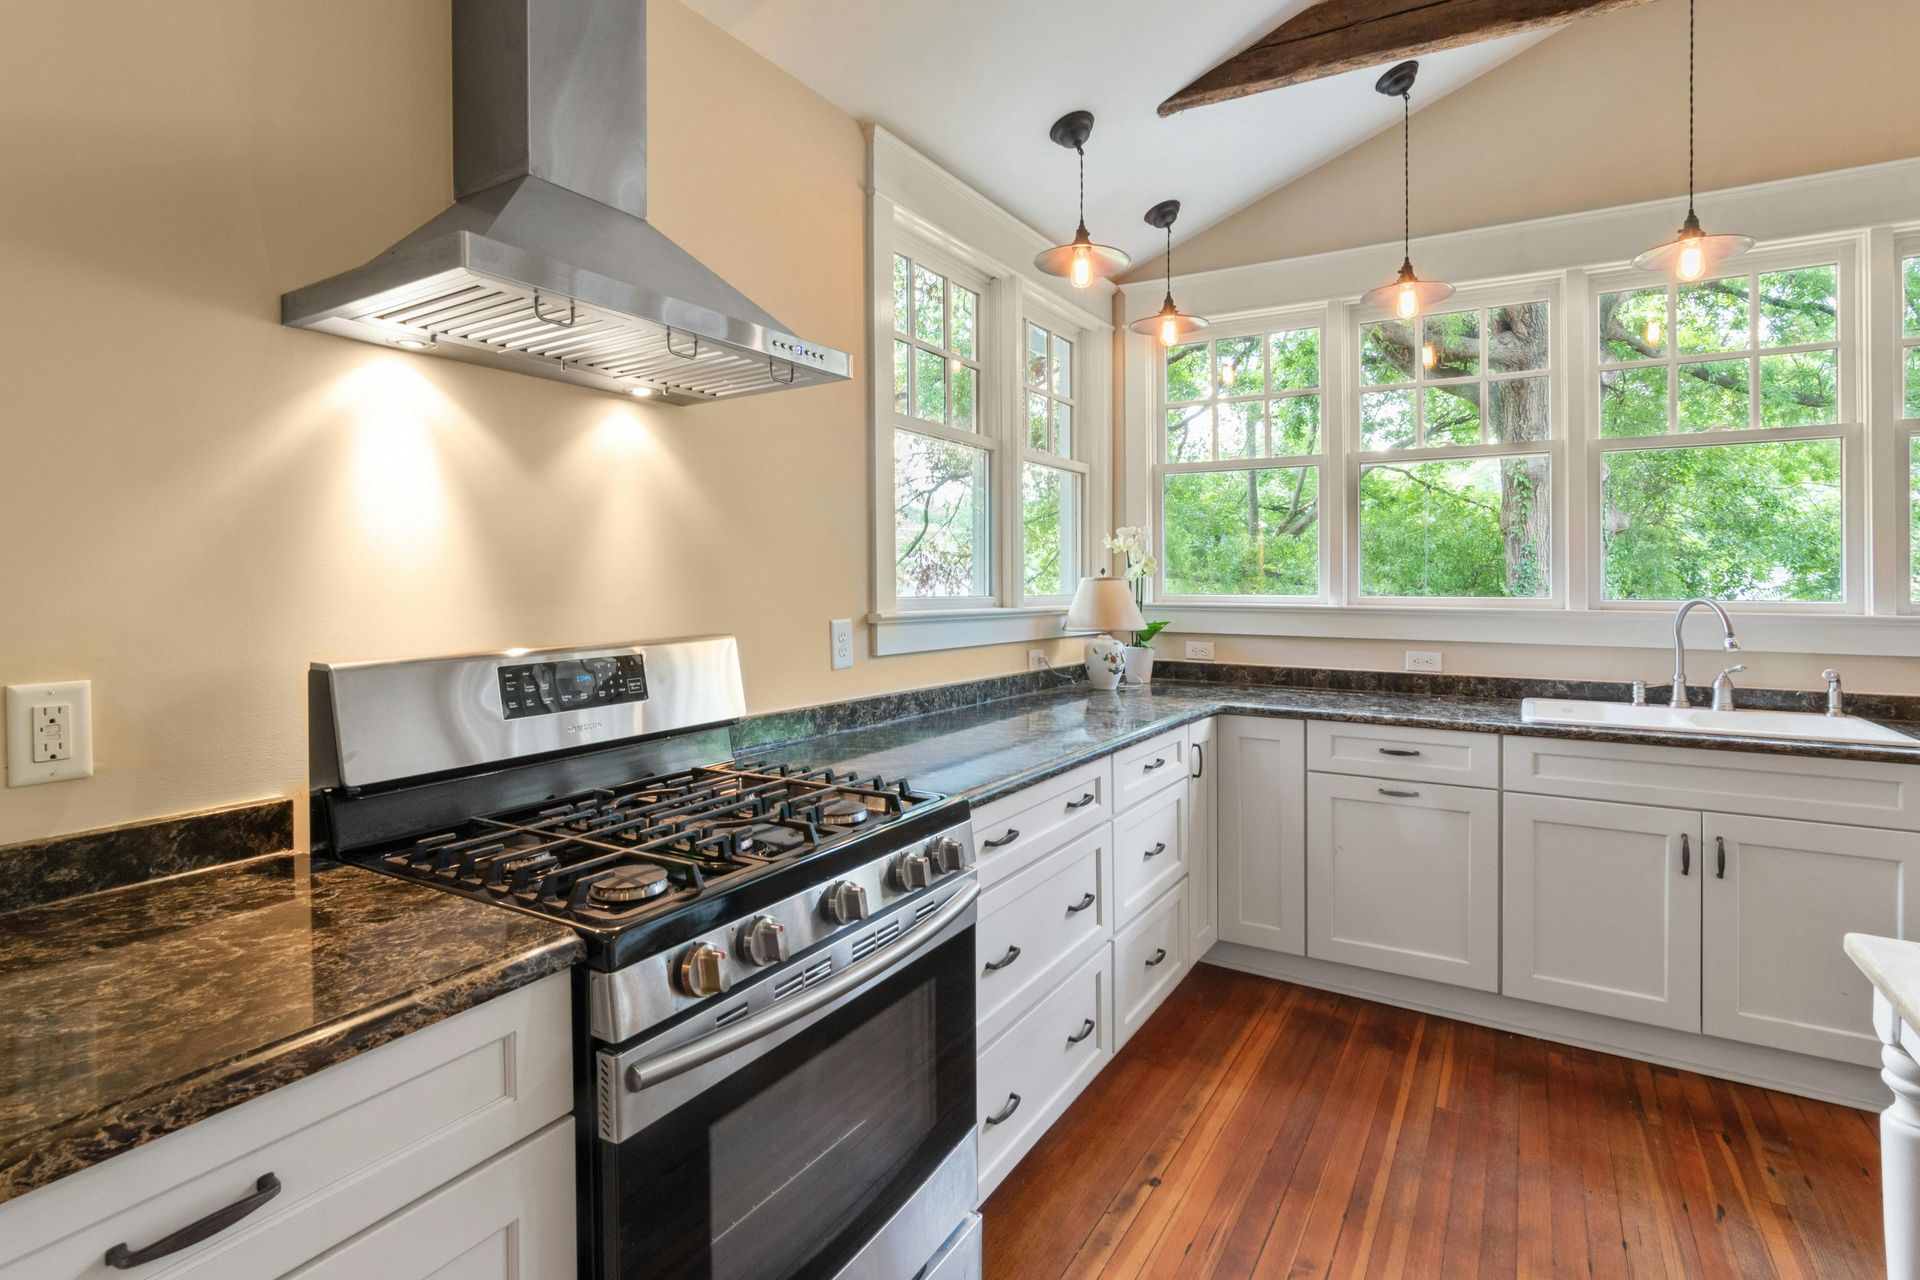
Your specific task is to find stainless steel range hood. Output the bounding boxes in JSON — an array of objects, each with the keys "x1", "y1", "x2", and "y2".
[{"x1": 281, "y1": 0, "x2": 850, "y2": 405}]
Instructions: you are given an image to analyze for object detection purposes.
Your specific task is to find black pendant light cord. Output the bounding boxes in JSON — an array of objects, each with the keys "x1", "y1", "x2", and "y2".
[
  {"x1": 1165, "y1": 226, "x2": 1174, "y2": 297},
  {"x1": 1686, "y1": 0, "x2": 1696, "y2": 215},
  {"x1": 1402, "y1": 90, "x2": 1411, "y2": 263},
  {"x1": 1077, "y1": 145, "x2": 1087, "y2": 232}
]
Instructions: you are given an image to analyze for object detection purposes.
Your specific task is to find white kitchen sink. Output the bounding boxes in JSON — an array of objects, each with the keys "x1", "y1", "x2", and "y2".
[{"x1": 1519, "y1": 698, "x2": 1920, "y2": 747}]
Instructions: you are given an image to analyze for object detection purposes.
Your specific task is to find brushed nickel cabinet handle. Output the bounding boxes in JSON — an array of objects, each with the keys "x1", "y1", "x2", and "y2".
[
  {"x1": 1143, "y1": 841, "x2": 1167, "y2": 859},
  {"x1": 1680, "y1": 833, "x2": 1690, "y2": 876},
  {"x1": 985, "y1": 1093, "x2": 1022, "y2": 1126},
  {"x1": 1067, "y1": 893, "x2": 1096, "y2": 914},
  {"x1": 1378, "y1": 747, "x2": 1423, "y2": 757},
  {"x1": 1066, "y1": 792, "x2": 1097, "y2": 810},
  {"x1": 983, "y1": 828, "x2": 1019, "y2": 848},
  {"x1": 1143, "y1": 757, "x2": 1168, "y2": 772},
  {"x1": 1145, "y1": 947, "x2": 1168, "y2": 967},
  {"x1": 106, "y1": 1174, "x2": 282, "y2": 1270},
  {"x1": 1192, "y1": 742, "x2": 1204, "y2": 778},
  {"x1": 1067, "y1": 1019, "x2": 1096, "y2": 1045},
  {"x1": 984, "y1": 945, "x2": 1021, "y2": 973},
  {"x1": 1716, "y1": 835, "x2": 1727, "y2": 879},
  {"x1": 1377, "y1": 788, "x2": 1420, "y2": 799}
]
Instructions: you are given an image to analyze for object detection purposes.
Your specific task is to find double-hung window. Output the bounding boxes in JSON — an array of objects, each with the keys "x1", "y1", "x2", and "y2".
[
  {"x1": 891, "y1": 247, "x2": 991, "y2": 601},
  {"x1": 1021, "y1": 316, "x2": 1086, "y2": 600},
  {"x1": 1593, "y1": 251, "x2": 1852, "y2": 606},
  {"x1": 1354, "y1": 292, "x2": 1556, "y2": 601},
  {"x1": 1157, "y1": 321, "x2": 1325, "y2": 599},
  {"x1": 1902, "y1": 246, "x2": 1920, "y2": 599}
]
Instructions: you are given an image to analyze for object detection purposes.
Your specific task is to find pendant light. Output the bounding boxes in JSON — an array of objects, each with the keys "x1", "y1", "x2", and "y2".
[
  {"x1": 1361, "y1": 61, "x2": 1453, "y2": 321},
  {"x1": 1034, "y1": 111, "x2": 1130, "y2": 288},
  {"x1": 1632, "y1": 0, "x2": 1751, "y2": 281},
  {"x1": 1130, "y1": 200, "x2": 1209, "y2": 346}
]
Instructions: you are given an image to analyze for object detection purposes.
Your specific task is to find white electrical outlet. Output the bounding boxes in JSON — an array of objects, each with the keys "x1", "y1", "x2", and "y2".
[
  {"x1": 829, "y1": 620, "x2": 854, "y2": 670},
  {"x1": 7, "y1": 680, "x2": 93, "y2": 786},
  {"x1": 1405, "y1": 650, "x2": 1443, "y2": 673},
  {"x1": 1028, "y1": 649, "x2": 1050, "y2": 671},
  {"x1": 1184, "y1": 641, "x2": 1215, "y2": 661}
]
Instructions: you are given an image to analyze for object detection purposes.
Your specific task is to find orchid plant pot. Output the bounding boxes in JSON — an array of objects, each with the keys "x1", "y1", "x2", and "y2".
[{"x1": 1123, "y1": 645, "x2": 1156, "y2": 686}]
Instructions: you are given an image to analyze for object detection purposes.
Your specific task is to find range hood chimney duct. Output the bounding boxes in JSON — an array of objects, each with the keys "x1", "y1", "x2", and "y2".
[{"x1": 281, "y1": 0, "x2": 850, "y2": 405}]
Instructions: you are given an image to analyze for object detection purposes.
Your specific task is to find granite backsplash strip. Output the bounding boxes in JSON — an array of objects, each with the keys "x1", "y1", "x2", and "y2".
[
  {"x1": 734, "y1": 665, "x2": 1086, "y2": 753},
  {"x1": 1148, "y1": 661, "x2": 1920, "y2": 722},
  {"x1": 0, "y1": 798, "x2": 294, "y2": 916}
]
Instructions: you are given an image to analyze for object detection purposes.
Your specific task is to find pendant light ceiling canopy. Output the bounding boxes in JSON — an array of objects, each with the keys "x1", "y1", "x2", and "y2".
[
  {"x1": 1034, "y1": 111, "x2": 1131, "y2": 289},
  {"x1": 1360, "y1": 61, "x2": 1453, "y2": 321},
  {"x1": 1130, "y1": 200, "x2": 1209, "y2": 346},
  {"x1": 1632, "y1": 0, "x2": 1751, "y2": 281}
]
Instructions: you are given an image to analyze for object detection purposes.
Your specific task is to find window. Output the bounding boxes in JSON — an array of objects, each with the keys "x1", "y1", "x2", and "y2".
[
  {"x1": 1903, "y1": 253, "x2": 1920, "y2": 600},
  {"x1": 1021, "y1": 321, "x2": 1086, "y2": 599},
  {"x1": 1595, "y1": 260, "x2": 1845, "y2": 604},
  {"x1": 891, "y1": 250, "x2": 990, "y2": 600},
  {"x1": 1355, "y1": 299, "x2": 1553, "y2": 599},
  {"x1": 1158, "y1": 325, "x2": 1323, "y2": 598}
]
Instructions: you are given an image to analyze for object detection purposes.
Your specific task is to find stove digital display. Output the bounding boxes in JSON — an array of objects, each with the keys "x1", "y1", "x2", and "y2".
[{"x1": 497, "y1": 655, "x2": 648, "y2": 721}]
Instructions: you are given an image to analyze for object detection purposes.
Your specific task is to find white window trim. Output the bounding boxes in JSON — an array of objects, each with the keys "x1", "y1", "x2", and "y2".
[
  {"x1": 868, "y1": 127, "x2": 1113, "y2": 655},
  {"x1": 1117, "y1": 154, "x2": 1920, "y2": 657},
  {"x1": 1889, "y1": 231, "x2": 1920, "y2": 614}
]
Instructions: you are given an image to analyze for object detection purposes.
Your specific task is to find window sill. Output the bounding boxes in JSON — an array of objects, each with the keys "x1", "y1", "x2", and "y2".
[
  {"x1": 1154, "y1": 601, "x2": 1920, "y2": 657},
  {"x1": 868, "y1": 606, "x2": 1069, "y2": 656}
]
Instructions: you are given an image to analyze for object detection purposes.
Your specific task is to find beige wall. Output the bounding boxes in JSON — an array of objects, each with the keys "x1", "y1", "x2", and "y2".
[
  {"x1": 0, "y1": 0, "x2": 1079, "y2": 846},
  {"x1": 1159, "y1": 0, "x2": 1920, "y2": 276}
]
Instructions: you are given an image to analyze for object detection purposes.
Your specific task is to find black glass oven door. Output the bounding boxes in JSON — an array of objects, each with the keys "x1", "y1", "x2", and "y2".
[{"x1": 595, "y1": 890, "x2": 977, "y2": 1280}]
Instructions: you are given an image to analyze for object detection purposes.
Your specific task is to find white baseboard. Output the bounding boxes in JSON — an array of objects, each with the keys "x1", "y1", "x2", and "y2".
[{"x1": 1203, "y1": 942, "x2": 1888, "y2": 1112}]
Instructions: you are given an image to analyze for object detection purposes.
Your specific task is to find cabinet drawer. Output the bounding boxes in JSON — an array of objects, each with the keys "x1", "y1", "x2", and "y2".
[
  {"x1": 1112, "y1": 787, "x2": 1186, "y2": 927},
  {"x1": 1308, "y1": 720, "x2": 1498, "y2": 788},
  {"x1": 977, "y1": 826, "x2": 1113, "y2": 1046},
  {"x1": 282, "y1": 1119, "x2": 575, "y2": 1280},
  {"x1": 977, "y1": 944, "x2": 1113, "y2": 1200},
  {"x1": 0, "y1": 974, "x2": 571, "y2": 1280},
  {"x1": 1112, "y1": 729, "x2": 1187, "y2": 812},
  {"x1": 1115, "y1": 881, "x2": 1188, "y2": 1050},
  {"x1": 1503, "y1": 734, "x2": 1920, "y2": 830},
  {"x1": 1306, "y1": 774, "x2": 1499, "y2": 992},
  {"x1": 971, "y1": 758, "x2": 1113, "y2": 889}
]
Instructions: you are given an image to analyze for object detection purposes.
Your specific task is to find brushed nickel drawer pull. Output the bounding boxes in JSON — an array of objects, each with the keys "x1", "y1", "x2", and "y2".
[
  {"x1": 1716, "y1": 835, "x2": 1727, "y2": 879},
  {"x1": 1378, "y1": 747, "x2": 1423, "y2": 757},
  {"x1": 105, "y1": 1173, "x2": 282, "y2": 1270},
  {"x1": 985, "y1": 1093, "x2": 1022, "y2": 1126},
  {"x1": 1377, "y1": 788, "x2": 1420, "y2": 799},
  {"x1": 1192, "y1": 743, "x2": 1204, "y2": 778},
  {"x1": 983, "y1": 828, "x2": 1019, "y2": 848},
  {"x1": 1145, "y1": 947, "x2": 1168, "y2": 967},
  {"x1": 1143, "y1": 842, "x2": 1167, "y2": 859},
  {"x1": 1067, "y1": 1019, "x2": 1096, "y2": 1046},
  {"x1": 1680, "y1": 833, "x2": 1691, "y2": 876},
  {"x1": 1067, "y1": 893, "x2": 1097, "y2": 914},
  {"x1": 1143, "y1": 757, "x2": 1168, "y2": 772},
  {"x1": 984, "y1": 945, "x2": 1021, "y2": 973},
  {"x1": 1066, "y1": 792, "x2": 1097, "y2": 810}
]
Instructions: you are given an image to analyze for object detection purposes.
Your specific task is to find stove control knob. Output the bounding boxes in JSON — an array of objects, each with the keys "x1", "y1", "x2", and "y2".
[
  {"x1": 823, "y1": 880, "x2": 869, "y2": 925},
  {"x1": 927, "y1": 835, "x2": 971, "y2": 876},
  {"x1": 891, "y1": 851, "x2": 935, "y2": 893},
  {"x1": 674, "y1": 943, "x2": 731, "y2": 998},
  {"x1": 738, "y1": 916, "x2": 790, "y2": 967}
]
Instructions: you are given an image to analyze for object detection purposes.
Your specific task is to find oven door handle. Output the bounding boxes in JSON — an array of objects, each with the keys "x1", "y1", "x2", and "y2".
[{"x1": 626, "y1": 880, "x2": 980, "y2": 1093}]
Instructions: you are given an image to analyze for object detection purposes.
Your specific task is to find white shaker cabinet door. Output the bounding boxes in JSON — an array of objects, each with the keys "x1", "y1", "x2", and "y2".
[
  {"x1": 1186, "y1": 716, "x2": 1219, "y2": 955},
  {"x1": 1502, "y1": 793, "x2": 1702, "y2": 1032},
  {"x1": 1306, "y1": 773, "x2": 1499, "y2": 991},
  {"x1": 1215, "y1": 717, "x2": 1307, "y2": 954},
  {"x1": 1702, "y1": 812, "x2": 1920, "y2": 1066}
]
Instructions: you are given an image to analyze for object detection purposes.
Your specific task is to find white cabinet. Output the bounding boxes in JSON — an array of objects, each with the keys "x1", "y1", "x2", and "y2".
[
  {"x1": 1307, "y1": 720, "x2": 1499, "y2": 789},
  {"x1": 282, "y1": 1120, "x2": 574, "y2": 1280},
  {"x1": 1703, "y1": 813, "x2": 1920, "y2": 1065},
  {"x1": 976, "y1": 825, "x2": 1113, "y2": 1046},
  {"x1": 1502, "y1": 794, "x2": 1703, "y2": 1032},
  {"x1": 1111, "y1": 786, "x2": 1185, "y2": 927},
  {"x1": 1114, "y1": 879, "x2": 1189, "y2": 1049},
  {"x1": 1111, "y1": 728, "x2": 1187, "y2": 812},
  {"x1": 1305, "y1": 773, "x2": 1499, "y2": 992},
  {"x1": 1217, "y1": 716, "x2": 1306, "y2": 954},
  {"x1": 1186, "y1": 717, "x2": 1218, "y2": 954}
]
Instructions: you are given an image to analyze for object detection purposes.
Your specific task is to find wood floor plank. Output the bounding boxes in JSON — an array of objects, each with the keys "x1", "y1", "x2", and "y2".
[{"x1": 983, "y1": 965, "x2": 1885, "y2": 1280}]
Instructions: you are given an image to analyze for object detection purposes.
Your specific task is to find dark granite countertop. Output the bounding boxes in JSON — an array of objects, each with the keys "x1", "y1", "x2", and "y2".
[
  {"x1": 745, "y1": 681, "x2": 1920, "y2": 806},
  {"x1": 0, "y1": 854, "x2": 582, "y2": 1205}
]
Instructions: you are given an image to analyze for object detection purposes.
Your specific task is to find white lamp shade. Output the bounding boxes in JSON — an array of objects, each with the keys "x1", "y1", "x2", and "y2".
[{"x1": 1064, "y1": 575, "x2": 1145, "y2": 633}]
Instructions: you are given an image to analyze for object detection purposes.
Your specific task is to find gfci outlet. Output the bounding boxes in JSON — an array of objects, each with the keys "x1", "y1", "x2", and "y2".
[
  {"x1": 829, "y1": 620, "x2": 854, "y2": 670},
  {"x1": 7, "y1": 680, "x2": 93, "y2": 787},
  {"x1": 1405, "y1": 650, "x2": 1443, "y2": 673},
  {"x1": 1184, "y1": 641, "x2": 1215, "y2": 661}
]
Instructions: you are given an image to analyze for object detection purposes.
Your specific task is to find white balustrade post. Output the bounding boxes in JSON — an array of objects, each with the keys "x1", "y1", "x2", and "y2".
[{"x1": 1882, "y1": 1030, "x2": 1920, "y2": 1278}]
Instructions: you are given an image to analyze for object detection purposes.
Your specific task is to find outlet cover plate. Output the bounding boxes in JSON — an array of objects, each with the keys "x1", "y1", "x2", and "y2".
[
  {"x1": 1184, "y1": 641, "x2": 1216, "y2": 661},
  {"x1": 1405, "y1": 651, "x2": 1443, "y2": 673},
  {"x1": 1028, "y1": 649, "x2": 1050, "y2": 671},
  {"x1": 7, "y1": 680, "x2": 93, "y2": 786},
  {"x1": 829, "y1": 620, "x2": 854, "y2": 670}
]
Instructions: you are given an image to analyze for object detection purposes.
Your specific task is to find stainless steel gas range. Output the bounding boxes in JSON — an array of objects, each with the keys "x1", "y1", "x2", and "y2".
[{"x1": 308, "y1": 637, "x2": 982, "y2": 1280}]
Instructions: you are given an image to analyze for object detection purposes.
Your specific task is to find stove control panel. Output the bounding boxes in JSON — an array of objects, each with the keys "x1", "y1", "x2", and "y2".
[{"x1": 497, "y1": 655, "x2": 648, "y2": 721}]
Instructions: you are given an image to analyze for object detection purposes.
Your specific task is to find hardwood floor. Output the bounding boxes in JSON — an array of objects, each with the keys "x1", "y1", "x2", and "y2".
[{"x1": 982, "y1": 964, "x2": 1885, "y2": 1279}]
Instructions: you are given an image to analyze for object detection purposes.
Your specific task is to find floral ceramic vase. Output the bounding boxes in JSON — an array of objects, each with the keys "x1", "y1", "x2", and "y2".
[{"x1": 1084, "y1": 635, "x2": 1126, "y2": 690}]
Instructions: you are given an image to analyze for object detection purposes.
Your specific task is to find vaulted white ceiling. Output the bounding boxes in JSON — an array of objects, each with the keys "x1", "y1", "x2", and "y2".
[{"x1": 681, "y1": 0, "x2": 1552, "y2": 271}]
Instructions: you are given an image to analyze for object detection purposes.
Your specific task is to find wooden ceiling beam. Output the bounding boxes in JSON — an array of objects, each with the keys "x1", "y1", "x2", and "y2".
[{"x1": 1158, "y1": 0, "x2": 1653, "y2": 116}]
